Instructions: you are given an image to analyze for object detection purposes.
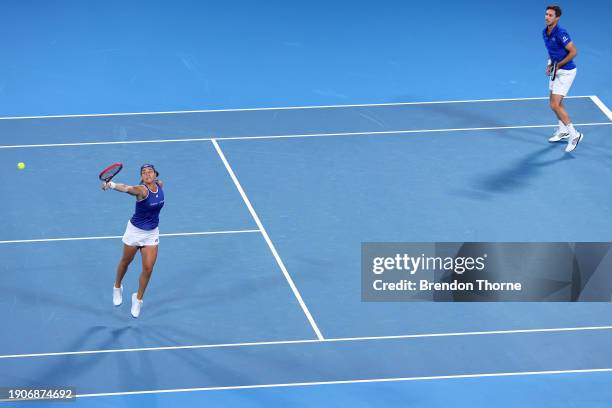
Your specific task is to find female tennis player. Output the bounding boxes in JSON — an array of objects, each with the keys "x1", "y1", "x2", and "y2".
[{"x1": 101, "y1": 164, "x2": 165, "y2": 318}]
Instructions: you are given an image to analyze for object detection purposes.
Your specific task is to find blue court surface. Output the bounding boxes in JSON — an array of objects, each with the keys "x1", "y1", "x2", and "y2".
[
  {"x1": 2, "y1": 1, "x2": 612, "y2": 407},
  {"x1": 1, "y1": 96, "x2": 612, "y2": 407}
]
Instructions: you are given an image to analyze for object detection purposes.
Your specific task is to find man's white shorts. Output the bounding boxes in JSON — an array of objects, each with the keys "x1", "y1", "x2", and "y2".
[
  {"x1": 122, "y1": 221, "x2": 159, "y2": 247},
  {"x1": 549, "y1": 68, "x2": 577, "y2": 97}
]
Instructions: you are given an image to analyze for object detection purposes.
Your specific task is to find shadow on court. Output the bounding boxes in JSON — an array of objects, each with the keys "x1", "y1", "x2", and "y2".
[
  {"x1": 450, "y1": 140, "x2": 575, "y2": 200},
  {"x1": 476, "y1": 145, "x2": 574, "y2": 193}
]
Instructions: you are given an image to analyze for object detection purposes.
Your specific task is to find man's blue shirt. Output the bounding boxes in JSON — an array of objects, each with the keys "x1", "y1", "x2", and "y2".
[{"x1": 543, "y1": 24, "x2": 576, "y2": 70}]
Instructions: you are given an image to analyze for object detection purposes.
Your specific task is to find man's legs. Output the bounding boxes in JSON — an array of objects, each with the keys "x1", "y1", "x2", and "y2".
[
  {"x1": 549, "y1": 93, "x2": 571, "y2": 124},
  {"x1": 548, "y1": 70, "x2": 583, "y2": 152},
  {"x1": 548, "y1": 93, "x2": 571, "y2": 142}
]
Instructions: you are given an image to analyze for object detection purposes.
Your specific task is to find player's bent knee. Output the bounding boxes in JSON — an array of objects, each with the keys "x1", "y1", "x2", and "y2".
[{"x1": 119, "y1": 257, "x2": 132, "y2": 266}]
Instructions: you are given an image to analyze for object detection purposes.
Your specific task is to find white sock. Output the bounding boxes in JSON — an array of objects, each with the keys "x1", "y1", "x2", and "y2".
[
  {"x1": 558, "y1": 120, "x2": 568, "y2": 132},
  {"x1": 567, "y1": 123, "x2": 578, "y2": 136}
]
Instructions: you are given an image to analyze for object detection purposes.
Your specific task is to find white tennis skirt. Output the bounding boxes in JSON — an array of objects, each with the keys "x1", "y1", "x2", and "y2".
[
  {"x1": 549, "y1": 68, "x2": 577, "y2": 97},
  {"x1": 122, "y1": 221, "x2": 159, "y2": 247}
]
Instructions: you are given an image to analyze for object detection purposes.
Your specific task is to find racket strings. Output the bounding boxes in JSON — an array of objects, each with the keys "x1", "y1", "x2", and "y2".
[{"x1": 99, "y1": 163, "x2": 123, "y2": 182}]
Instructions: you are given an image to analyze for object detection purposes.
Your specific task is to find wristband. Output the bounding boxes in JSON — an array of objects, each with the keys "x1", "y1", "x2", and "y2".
[{"x1": 109, "y1": 181, "x2": 117, "y2": 189}]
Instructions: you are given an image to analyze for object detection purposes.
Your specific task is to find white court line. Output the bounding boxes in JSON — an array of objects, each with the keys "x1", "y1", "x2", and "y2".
[
  {"x1": 590, "y1": 95, "x2": 612, "y2": 121},
  {"x1": 218, "y1": 122, "x2": 611, "y2": 141},
  {"x1": 0, "y1": 95, "x2": 590, "y2": 120},
  {"x1": 0, "y1": 229, "x2": 260, "y2": 244},
  {"x1": 0, "y1": 137, "x2": 215, "y2": 149},
  {"x1": 211, "y1": 139, "x2": 324, "y2": 341},
  {"x1": 2, "y1": 325, "x2": 611, "y2": 359},
  {"x1": 1, "y1": 122, "x2": 611, "y2": 149},
  {"x1": 75, "y1": 368, "x2": 612, "y2": 398}
]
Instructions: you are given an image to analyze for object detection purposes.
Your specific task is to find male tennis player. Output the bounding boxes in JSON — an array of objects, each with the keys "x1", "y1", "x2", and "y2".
[
  {"x1": 543, "y1": 5, "x2": 583, "y2": 152},
  {"x1": 101, "y1": 164, "x2": 165, "y2": 318}
]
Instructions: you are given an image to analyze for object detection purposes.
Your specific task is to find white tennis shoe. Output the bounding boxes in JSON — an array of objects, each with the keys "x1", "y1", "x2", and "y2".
[
  {"x1": 113, "y1": 285, "x2": 123, "y2": 306},
  {"x1": 131, "y1": 293, "x2": 143, "y2": 318},
  {"x1": 548, "y1": 128, "x2": 570, "y2": 142},
  {"x1": 565, "y1": 132, "x2": 584, "y2": 153}
]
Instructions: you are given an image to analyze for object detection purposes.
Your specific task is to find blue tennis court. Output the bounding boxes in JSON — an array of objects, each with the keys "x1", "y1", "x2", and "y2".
[
  {"x1": 2, "y1": 1, "x2": 612, "y2": 406},
  {"x1": 1, "y1": 95, "x2": 612, "y2": 406}
]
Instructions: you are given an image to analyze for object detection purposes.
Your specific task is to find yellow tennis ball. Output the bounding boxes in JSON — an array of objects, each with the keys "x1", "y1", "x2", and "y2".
[{"x1": 17, "y1": 162, "x2": 25, "y2": 170}]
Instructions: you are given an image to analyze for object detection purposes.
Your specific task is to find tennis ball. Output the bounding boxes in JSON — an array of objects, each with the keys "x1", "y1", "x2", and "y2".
[{"x1": 17, "y1": 162, "x2": 25, "y2": 170}]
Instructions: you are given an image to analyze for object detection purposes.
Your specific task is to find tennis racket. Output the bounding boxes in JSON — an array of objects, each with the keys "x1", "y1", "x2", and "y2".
[
  {"x1": 550, "y1": 61, "x2": 558, "y2": 81},
  {"x1": 99, "y1": 163, "x2": 123, "y2": 182}
]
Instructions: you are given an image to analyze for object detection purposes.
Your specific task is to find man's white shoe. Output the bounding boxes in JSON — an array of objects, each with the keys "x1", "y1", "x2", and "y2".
[
  {"x1": 131, "y1": 293, "x2": 143, "y2": 318},
  {"x1": 548, "y1": 128, "x2": 570, "y2": 143},
  {"x1": 565, "y1": 132, "x2": 584, "y2": 153},
  {"x1": 113, "y1": 285, "x2": 123, "y2": 306}
]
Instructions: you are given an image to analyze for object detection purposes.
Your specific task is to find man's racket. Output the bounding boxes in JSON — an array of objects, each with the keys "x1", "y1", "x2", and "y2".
[
  {"x1": 550, "y1": 61, "x2": 558, "y2": 81},
  {"x1": 99, "y1": 163, "x2": 123, "y2": 182}
]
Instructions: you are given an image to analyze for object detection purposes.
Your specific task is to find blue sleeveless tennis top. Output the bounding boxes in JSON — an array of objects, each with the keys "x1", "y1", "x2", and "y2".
[{"x1": 130, "y1": 183, "x2": 165, "y2": 230}]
